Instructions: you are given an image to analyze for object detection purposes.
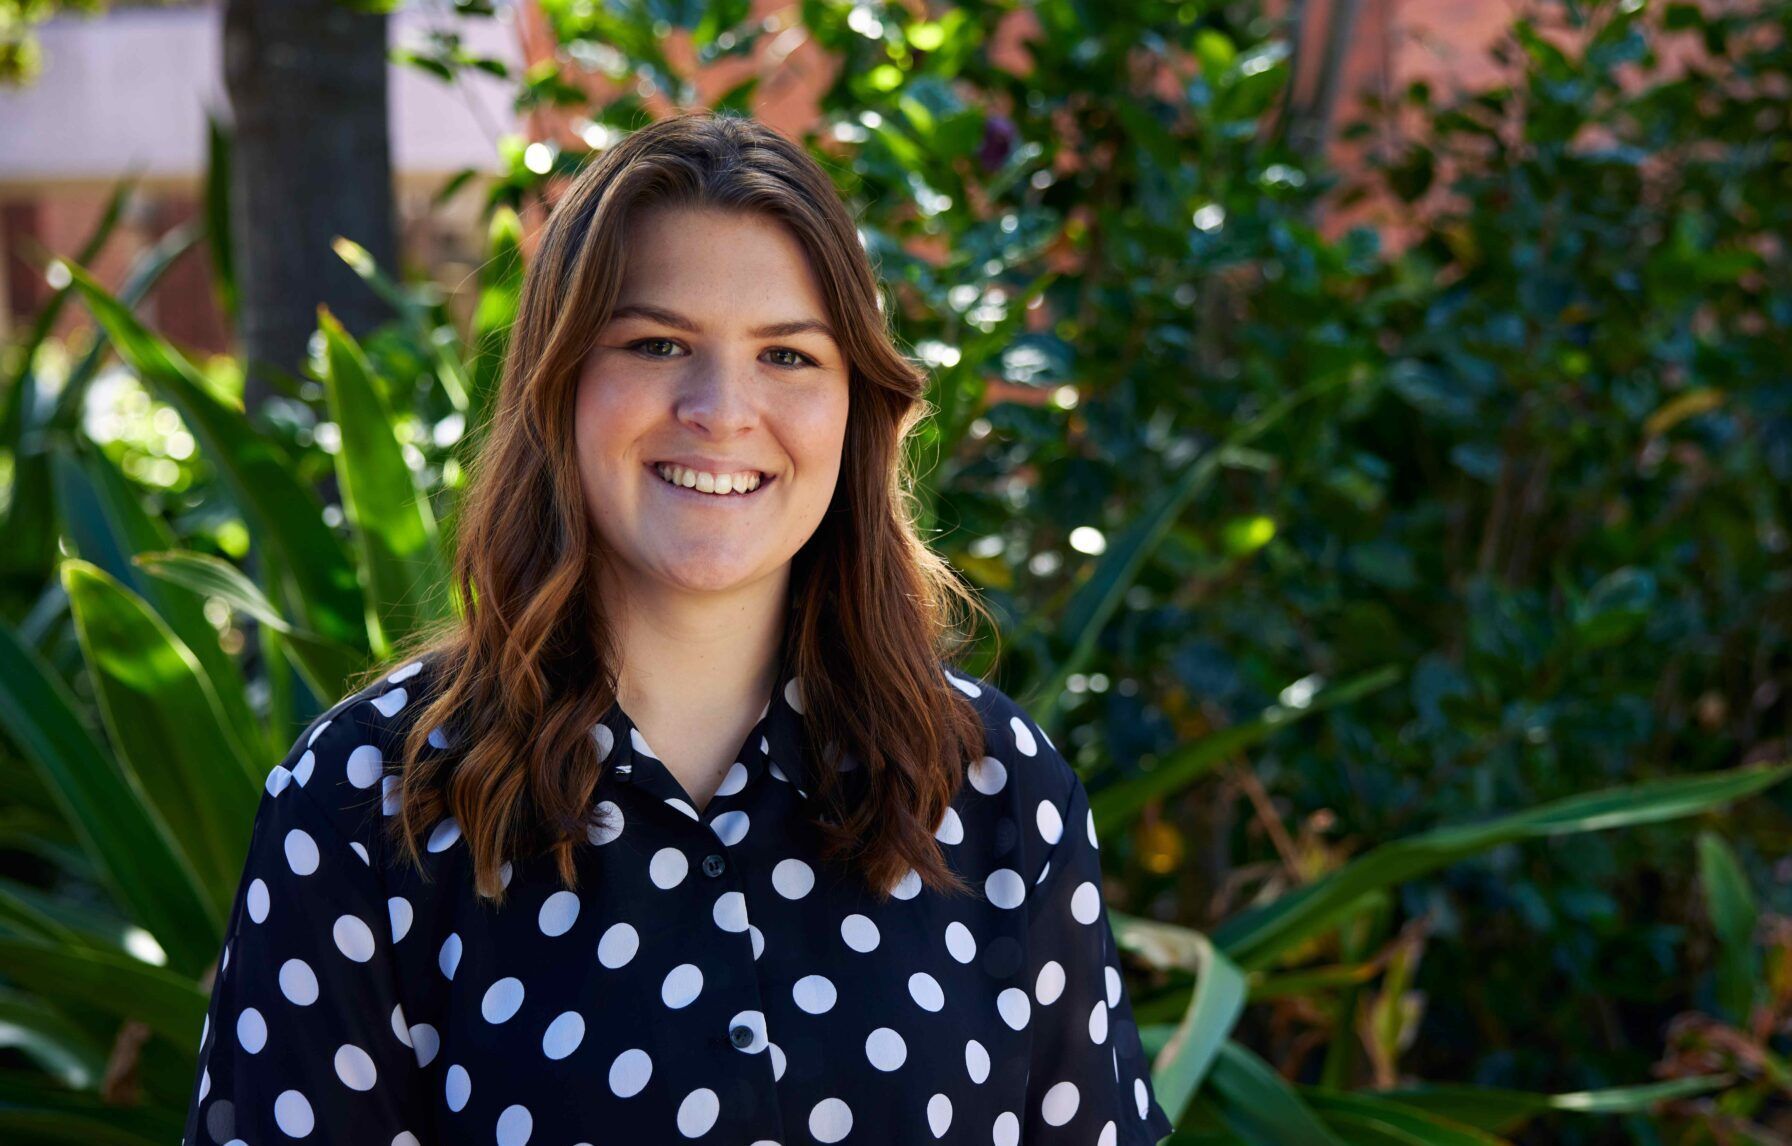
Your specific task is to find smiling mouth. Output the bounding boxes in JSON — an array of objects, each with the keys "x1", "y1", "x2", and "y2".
[{"x1": 646, "y1": 462, "x2": 777, "y2": 501}]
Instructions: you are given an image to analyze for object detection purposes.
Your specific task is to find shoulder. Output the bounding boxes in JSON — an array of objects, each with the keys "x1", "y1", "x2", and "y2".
[
  {"x1": 261, "y1": 654, "x2": 441, "y2": 857},
  {"x1": 939, "y1": 662, "x2": 1083, "y2": 885}
]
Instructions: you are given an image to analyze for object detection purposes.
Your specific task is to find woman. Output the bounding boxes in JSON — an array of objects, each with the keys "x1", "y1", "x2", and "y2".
[{"x1": 183, "y1": 110, "x2": 1175, "y2": 1146}]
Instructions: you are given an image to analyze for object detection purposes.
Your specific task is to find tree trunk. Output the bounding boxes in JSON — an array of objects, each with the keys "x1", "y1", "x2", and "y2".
[{"x1": 222, "y1": 0, "x2": 396, "y2": 411}]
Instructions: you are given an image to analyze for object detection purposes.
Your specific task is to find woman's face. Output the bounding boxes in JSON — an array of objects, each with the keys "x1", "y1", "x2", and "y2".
[{"x1": 575, "y1": 207, "x2": 851, "y2": 599}]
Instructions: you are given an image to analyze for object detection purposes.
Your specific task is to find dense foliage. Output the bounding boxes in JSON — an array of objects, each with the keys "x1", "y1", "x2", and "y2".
[{"x1": 0, "y1": 0, "x2": 1787, "y2": 1141}]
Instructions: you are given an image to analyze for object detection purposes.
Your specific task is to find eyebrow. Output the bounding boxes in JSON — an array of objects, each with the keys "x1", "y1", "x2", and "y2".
[{"x1": 605, "y1": 303, "x2": 839, "y2": 347}]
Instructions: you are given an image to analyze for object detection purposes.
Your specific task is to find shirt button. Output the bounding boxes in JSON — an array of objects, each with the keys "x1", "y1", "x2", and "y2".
[
  {"x1": 728, "y1": 1023, "x2": 754, "y2": 1048},
  {"x1": 702, "y1": 853, "x2": 727, "y2": 878}
]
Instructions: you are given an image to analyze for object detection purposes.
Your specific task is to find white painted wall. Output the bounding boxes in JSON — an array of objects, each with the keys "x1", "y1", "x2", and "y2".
[{"x1": 0, "y1": 0, "x2": 521, "y2": 186}]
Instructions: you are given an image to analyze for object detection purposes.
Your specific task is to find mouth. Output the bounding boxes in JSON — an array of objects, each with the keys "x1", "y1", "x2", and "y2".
[{"x1": 646, "y1": 461, "x2": 777, "y2": 503}]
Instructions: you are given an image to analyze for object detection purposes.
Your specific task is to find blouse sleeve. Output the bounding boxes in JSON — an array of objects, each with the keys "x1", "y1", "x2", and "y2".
[
  {"x1": 182, "y1": 707, "x2": 429, "y2": 1145},
  {"x1": 1021, "y1": 760, "x2": 1176, "y2": 1145}
]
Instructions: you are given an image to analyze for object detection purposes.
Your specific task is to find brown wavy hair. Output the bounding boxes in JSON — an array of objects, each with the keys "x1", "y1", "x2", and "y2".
[{"x1": 348, "y1": 109, "x2": 998, "y2": 909}]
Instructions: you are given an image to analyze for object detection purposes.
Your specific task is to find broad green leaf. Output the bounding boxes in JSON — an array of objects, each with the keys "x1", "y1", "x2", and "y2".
[
  {"x1": 132, "y1": 549, "x2": 363, "y2": 701},
  {"x1": 1696, "y1": 830, "x2": 1759, "y2": 1024},
  {"x1": 0, "y1": 986, "x2": 109, "y2": 1089},
  {"x1": 63, "y1": 261, "x2": 367, "y2": 655},
  {"x1": 1304, "y1": 1088, "x2": 1508, "y2": 1145},
  {"x1": 1138, "y1": 922, "x2": 1249, "y2": 1124},
  {"x1": 1372, "y1": 1076, "x2": 1731, "y2": 1133},
  {"x1": 61, "y1": 560, "x2": 259, "y2": 916},
  {"x1": 0, "y1": 623, "x2": 220, "y2": 974},
  {"x1": 52, "y1": 445, "x2": 265, "y2": 762},
  {"x1": 1214, "y1": 762, "x2": 1792, "y2": 970},
  {"x1": 315, "y1": 305, "x2": 451, "y2": 658},
  {"x1": 1205, "y1": 1039, "x2": 1347, "y2": 1145},
  {"x1": 0, "y1": 936, "x2": 207, "y2": 1048}
]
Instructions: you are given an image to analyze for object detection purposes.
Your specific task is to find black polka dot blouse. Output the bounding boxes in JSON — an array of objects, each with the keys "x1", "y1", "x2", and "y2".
[{"x1": 183, "y1": 653, "x2": 1176, "y2": 1145}]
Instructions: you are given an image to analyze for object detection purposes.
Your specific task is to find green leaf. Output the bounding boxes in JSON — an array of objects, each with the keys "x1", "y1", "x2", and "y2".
[
  {"x1": 1697, "y1": 830, "x2": 1759, "y2": 1024},
  {"x1": 1304, "y1": 1088, "x2": 1508, "y2": 1145},
  {"x1": 0, "y1": 936, "x2": 207, "y2": 1049},
  {"x1": 1138, "y1": 923, "x2": 1249, "y2": 1124},
  {"x1": 131, "y1": 549, "x2": 363, "y2": 701},
  {"x1": 61, "y1": 559, "x2": 259, "y2": 917},
  {"x1": 64, "y1": 262, "x2": 368, "y2": 657},
  {"x1": 1214, "y1": 762, "x2": 1792, "y2": 970},
  {"x1": 1205, "y1": 1039, "x2": 1347, "y2": 1145},
  {"x1": 1372, "y1": 1076, "x2": 1731, "y2": 1134},
  {"x1": 0, "y1": 623, "x2": 221, "y2": 975},
  {"x1": 315, "y1": 306, "x2": 452, "y2": 658}
]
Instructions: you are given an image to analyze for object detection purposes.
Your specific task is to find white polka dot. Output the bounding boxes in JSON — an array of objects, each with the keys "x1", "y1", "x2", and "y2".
[
  {"x1": 677, "y1": 1087, "x2": 719, "y2": 1137},
  {"x1": 1009, "y1": 715, "x2": 1038, "y2": 756},
  {"x1": 909, "y1": 971, "x2": 945, "y2": 1012},
  {"x1": 293, "y1": 747, "x2": 315, "y2": 786},
  {"x1": 587, "y1": 800, "x2": 624, "y2": 846},
  {"x1": 388, "y1": 896, "x2": 412, "y2": 942},
  {"x1": 274, "y1": 1089, "x2": 314, "y2": 1137},
  {"x1": 266, "y1": 764, "x2": 291, "y2": 796},
  {"x1": 927, "y1": 1093, "x2": 952, "y2": 1137},
  {"x1": 998, "y1": 987, "x2": 1031, "y2": 1030},
  {"x1": 284, "y1": 828, "x2": 319, "y2": 875},
  {"x1": 809, "y1": 1097, "x2": 852, "y2": 1143},
  {"x1": 592, "y1": 722, "x2": 614, "y2": 762},
  {"x1": 381, "y1": 774, "x2": 400, "y2": 815},
  {"x1": 713, "y1": 891, "x2": 749, "y2": 933},
  {"x1": 1105, "y1": 965, "x2": 1122, "y2": 1008},
  {"x1": 445, "y1": 1064, "x2": 471, "y2": 1111},
  {"x1": 392, "y1": 1004, "x2": 412, "y2": 1045},
  {"x1": 840, "y1": 914, "x2": 879, "y2": 953},
  {"x1": 1072, "y1": 880, "x2": 1101, "y2": 924},
  {"x1": 350, "y1": 841, "x2": 369, "y2": 865},
  {"x1": 865, "y1": 1027, "x2": 906, "y2": 1070},
  {"x1": 1134, "y1": 1076, "x2": 1149, "y2": 1118},
  {"x1": 346, "y1": 743, "x2": 382, "y2": 788},
  {"x1": 650, "y1": 847, "x2": 689, "y2": 889},
  {"x1": 426, "y1": 817, "x2": 461, "y2": 853},
  {"x1": 792, "y1": 974, "x2": 836, "y2": 1014},
  {"x1": 1098, "y1": 1122, "x2": 1118, "y2": 1146},
  {"x1": 710, "y1": 810, "x2": 749, "y2": 845},
  {"x1": 199, "y1": 1066, "x2": 209, "y2": 1100},
  {"x1": 769, "y1": 1041, "x2": 786, "y2": 1080},
  {"x1": 666, "y1": 797, "x2": 699, "y2": 821},
  {"x1": 985, "y1": 868, "x2": 1026, "y2": 909},
  {"x1": 1035, "y1": 860, "x2": 1053, "y2": 886},
  {"x1": 1042, "y1": 1080, "x2": 1080, "y2": 1125},
  {"x1": 247, "y1": 879, "x2": 269, "y2": 923},
  {"x1": 387, "y1": 660, "x2": 423, "y2": 683},
  {"x1": 1036, "y1": 960, "x2": 1066, "y2": 1005},
  {"x1": 539, "y1": 890, "x2": 580, "y2": 936},
  {"x1": 597, "y1": 922, "x2": 638, "y2": 968},
  {"x1": 438, "y1": 932, "x2": 462, "y2": 979},
  {"x1": 335, "y1": 1044, "x2": 378, "y2": 1091},
  {"x1": 944, "y1": 668, "x2": 982, "y2": 697},
  {"x1": 785, "y1": 676, "x2": 806, "y2": 714},
  {"x1": 410, "y1": 1024, "x2": 440, "y2": 1067},
  {"x1": 750, "y1": 924, "x2": 765, "y2": 959},
  {"x1": 891, "y1": 867, "x2": 922, "y2": 899},
  {"x1": 427, "y1": 725, "x2": 451, "y2": 750},
  {"x1": 968, "y1": 755, "x2": 1007, "y2": 795},
  {"x1": 662, "y1": 963, "x2": 704, "y2": 1009},
  {"x1": 236, "y1": 1007, "x2": 266, "y2": 1053},
  {"x1": 609, "y1": 1048, "x2": 652, "y2": 1098},
  {"x1": 482, "y1": 976, "x2": 525, "y2": 1023},
  {"x1": 994, "y1": 1109, "x2": 1020, "y2": 1146},
  {"x1": 1036, "y1": 798, "x2": 1064, "y2": 845},
  {"x1": 500, "y1": 860, "x2": 513, "y2": 888},
  {"x1": 370, "y1": 687, "x2": 408, "y2": 719},
  {"x1": 497, "y1": 1104, "x2": 532, "y2": 1146},
  {"x1": 935, "y1": 806, "x2": 963, "y2": 844},
  {"x1": 966, "y1": 1039, "x2": 990, "y2": 1084},
  {"x1": 543, "y1": 1011, "x2": 584, "y2": 1059},
  {"x1": 771, "y1": 858, "x2": 814, "y2": 899},
  {"x1": 945, "y1": 921, "x2": 977, "y2": 963},
  {"x1": 716, "y1": 761, "x2": 749, "y2": 796},
  {"x1": 333, "y1": 914, "x2": 376, "y2": 962},
  {"x1": 1089, "y1": 999, "x2": 1109, "y2": 1044},
  {"x1": 279, "y1": 959, "x2": 318, "y2": 1005},
  {"x1": 1088, "y1": 807, "x2": 1099, "y2": 848}
]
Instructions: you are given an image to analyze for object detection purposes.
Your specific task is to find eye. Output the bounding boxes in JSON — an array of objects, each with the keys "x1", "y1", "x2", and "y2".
[
  {"x1": 766, "y1": 347, "x2": 819, "y2": 370},
  {"x1": 627, "y1": 338, "x2": 684, "y2": 359}
]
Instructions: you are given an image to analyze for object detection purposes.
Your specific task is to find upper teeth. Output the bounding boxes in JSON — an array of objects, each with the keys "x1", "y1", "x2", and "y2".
[{"x1": 655, "y1": 463, "x2": 764, "y2": 495}]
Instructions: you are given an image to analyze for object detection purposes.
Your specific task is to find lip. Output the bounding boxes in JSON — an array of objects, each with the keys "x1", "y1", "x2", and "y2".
[
  {"x1": 648, "y1": 456, "x2": 773, "y2": 476},
  {"x1": 645, "y1": 461, "x2": 776, "y2": 503}
]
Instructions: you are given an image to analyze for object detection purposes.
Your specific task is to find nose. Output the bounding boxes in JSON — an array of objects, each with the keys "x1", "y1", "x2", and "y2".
[{"x1": 674, "y1": 354, "x2": 761, "y2": 438}]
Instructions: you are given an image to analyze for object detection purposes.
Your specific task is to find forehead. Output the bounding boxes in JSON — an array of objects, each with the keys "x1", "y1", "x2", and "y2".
[{"x1": 613, "y1": 208, "x2": 830, "y2": 318}]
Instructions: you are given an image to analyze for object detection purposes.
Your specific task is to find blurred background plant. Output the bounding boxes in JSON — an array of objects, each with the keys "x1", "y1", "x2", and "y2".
[{"x1": 0, "y1": 0, "x2": 1788, "y2": 1142}]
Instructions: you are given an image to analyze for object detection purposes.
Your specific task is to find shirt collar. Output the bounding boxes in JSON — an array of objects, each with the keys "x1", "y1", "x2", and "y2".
[{"x1": 593, "y1": 658, "x2": 813, "y2": 809}]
